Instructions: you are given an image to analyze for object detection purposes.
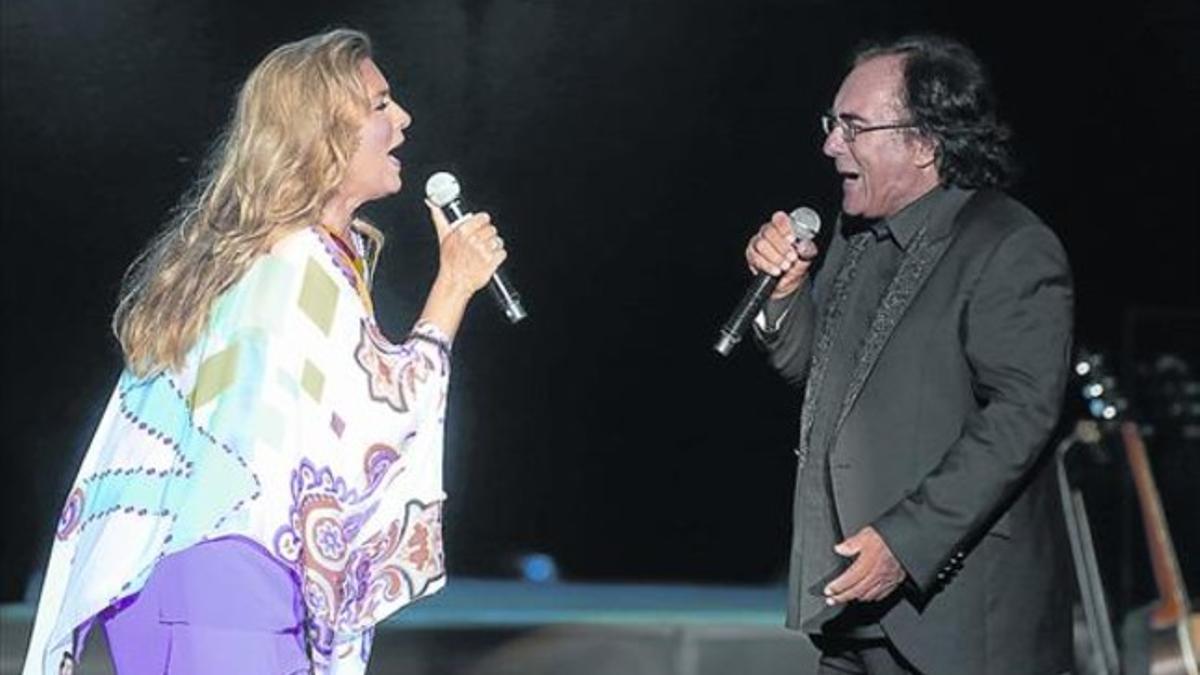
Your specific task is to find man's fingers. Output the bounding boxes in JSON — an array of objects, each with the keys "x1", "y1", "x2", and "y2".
[
  {"x1": 827, "y1": 572, "x2": 875, "y2": 605},
  {"x1": 745, "y1": 209, "x2": 818, "y2": 277},
  {"x1": 829, "y1": 563, "x2": 903, "y2": 604},
  {"x1": 762, "y1": 220, "x2": 797, "y2": 255},
  {"x1": 770, "y1": 211, "x2": 796, "y2": 237},
  {"x1": 823, "y1": 528, "x2": 904, "y2": 605},
  {"x1": 861, "y1": 574, "x2": 902, "y2": 602},
  {"x1": 825, "y1": 555, "x2": 871, "y2": 600},
  {"x1": 777, "y1": 261, "x2": 808, "y2": 286},
  {"x1": 827, "y1": 556, "x2": 899, "y2": 605},
  {"x1": 834, "y1": 530, "x2": 865, "y2": 557},
  {"x1": 857, "y1": 579, "x2": 889, "y2": 602},
  {"x1": 750, "y1": 233, "x2": 797, "y2": 276}
]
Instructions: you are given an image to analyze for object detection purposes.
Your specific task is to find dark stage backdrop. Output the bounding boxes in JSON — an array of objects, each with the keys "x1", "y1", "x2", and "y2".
[{"x1": 1, "y1": 0, "x2": 1196, "y2": 601}]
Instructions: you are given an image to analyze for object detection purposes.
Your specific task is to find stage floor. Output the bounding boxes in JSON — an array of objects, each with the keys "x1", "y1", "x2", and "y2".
[
  {"x1": 4, "y1": 579, "x2": 1101, "y2": 674},
  {"x1": 2, "y1": 579, "x2": 808, "y2": 674}
]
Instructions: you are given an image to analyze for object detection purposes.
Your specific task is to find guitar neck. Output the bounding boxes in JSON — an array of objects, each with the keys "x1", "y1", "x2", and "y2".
[{"x1": 1120, "y1": 421, "x2": 1192, "y2": 629}]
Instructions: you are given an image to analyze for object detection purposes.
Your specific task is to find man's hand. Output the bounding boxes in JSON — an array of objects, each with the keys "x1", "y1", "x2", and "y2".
[
  {"x1": 744, "y1": 211, "x2": 819, "y2": 299},
  {"x1": 823, "y1": 526, "x2": 906, "y2": 605}
]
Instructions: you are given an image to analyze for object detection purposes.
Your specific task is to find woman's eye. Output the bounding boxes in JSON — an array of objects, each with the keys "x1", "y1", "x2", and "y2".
[{"x1": 374, "y1": 99, "x2": 389, "y2": 111}]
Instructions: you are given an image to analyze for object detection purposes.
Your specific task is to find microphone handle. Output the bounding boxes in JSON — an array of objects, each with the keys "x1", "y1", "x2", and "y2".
[
  {"x1": 441, "y1": 199, "x2": 527, "y2": 324},
  {"x1": 489, "y1": 268, "x2": 527, "y2": 323},
  {"x1": 713, "y1": 272, "x2": 780, "y2": 356}
]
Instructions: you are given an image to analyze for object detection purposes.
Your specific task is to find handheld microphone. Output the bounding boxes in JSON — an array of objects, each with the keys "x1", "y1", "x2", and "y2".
[
  {"x1": 425, "y1": 172, "x2": 527, "y2": 324},
  {"x1": 713, "y1": 207, "x2": 821, "y2": 356}
]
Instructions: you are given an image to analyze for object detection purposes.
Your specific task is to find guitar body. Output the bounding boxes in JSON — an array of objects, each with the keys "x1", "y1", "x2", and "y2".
[{"x1": 1145, "y1": 621, "x2": 1197, "y2": 675}]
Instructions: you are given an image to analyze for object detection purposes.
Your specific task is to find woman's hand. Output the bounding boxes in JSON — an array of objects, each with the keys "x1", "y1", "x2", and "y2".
[
  {"x1": 416, "y1": 201, "x2": 508, "y2": 340},
  {"x1": 428, "y1": 201, "x2": 507, "y2": 298}
]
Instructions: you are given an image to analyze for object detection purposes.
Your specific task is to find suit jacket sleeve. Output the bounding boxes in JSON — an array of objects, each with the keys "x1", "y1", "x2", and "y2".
[
  {"x1": 755, "y1": 286, "x2": 816, "y2": 385},
  {"x1": 755, "y1": 220, "x2": 848, "y2": 386},
  {"x1": 872, "y1": 222, "x2": 1074, "y2": 593}
]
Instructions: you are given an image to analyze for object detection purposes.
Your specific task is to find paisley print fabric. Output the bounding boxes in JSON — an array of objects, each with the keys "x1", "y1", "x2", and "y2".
[{"x1": 25, "y1": 226, "x2": 450, "y2": 675}]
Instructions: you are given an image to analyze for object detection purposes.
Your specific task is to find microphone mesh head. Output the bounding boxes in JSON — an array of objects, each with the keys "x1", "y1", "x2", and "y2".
[
  {"x1": 788, "y1": 206, "x2": 821, "y2": 239},
  {"x1": 425, "y1": 172, "x2": 461, "y2": 207}
]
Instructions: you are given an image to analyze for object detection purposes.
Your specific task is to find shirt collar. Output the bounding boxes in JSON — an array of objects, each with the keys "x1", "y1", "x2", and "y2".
[{"x1": 874, "y1": 185, "x2": 967, "y2": 251}]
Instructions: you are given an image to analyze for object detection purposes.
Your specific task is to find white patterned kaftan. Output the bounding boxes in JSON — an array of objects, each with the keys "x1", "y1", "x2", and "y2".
[{"x1": 24, "y1": 225, "x2": 449, "y2": 674}]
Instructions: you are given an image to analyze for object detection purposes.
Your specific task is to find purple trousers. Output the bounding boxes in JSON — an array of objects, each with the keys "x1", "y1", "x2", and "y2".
[{"x1": 98, "y1": 536, "x2": 310, "y2": 675}]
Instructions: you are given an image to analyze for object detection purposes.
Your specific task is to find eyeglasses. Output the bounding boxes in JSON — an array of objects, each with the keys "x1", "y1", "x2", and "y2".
[{"x1": 821, "y1": 113, "x2": 917, "y2": 142}]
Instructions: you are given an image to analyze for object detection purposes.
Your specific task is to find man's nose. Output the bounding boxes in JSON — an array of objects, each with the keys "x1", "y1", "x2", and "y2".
[{"x1": 822, "y1": 126, "x2": 845, "y2": 157}]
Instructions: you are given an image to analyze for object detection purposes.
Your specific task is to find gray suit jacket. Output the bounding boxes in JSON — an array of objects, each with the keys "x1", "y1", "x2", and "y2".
[{"x1": 761, "y1": 189, "x2": 1074, "y2": 675}]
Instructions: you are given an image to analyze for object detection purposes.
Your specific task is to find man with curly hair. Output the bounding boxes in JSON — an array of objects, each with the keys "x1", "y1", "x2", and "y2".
[{"x1": 745, "y1": 35, "x2": 1074, "y2": 674}]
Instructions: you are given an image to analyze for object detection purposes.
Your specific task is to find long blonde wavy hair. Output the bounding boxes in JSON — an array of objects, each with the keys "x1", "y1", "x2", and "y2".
[{"x1": 115, "y1": 28, "x2": 384, "y2": 377}]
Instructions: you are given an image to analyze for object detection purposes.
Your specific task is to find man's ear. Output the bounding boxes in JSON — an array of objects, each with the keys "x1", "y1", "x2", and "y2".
[{"x1": 912, "y1": 134, "x2": 938, "y2": 170}]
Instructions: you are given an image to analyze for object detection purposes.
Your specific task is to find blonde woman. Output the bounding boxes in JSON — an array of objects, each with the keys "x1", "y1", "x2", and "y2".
[{"x1": 24, "y1": 29, "x2": 504, "y2": 675}]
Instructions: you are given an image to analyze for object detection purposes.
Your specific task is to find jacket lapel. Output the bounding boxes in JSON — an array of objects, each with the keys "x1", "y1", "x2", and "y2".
[
  {"x1": 832, "y1": 228, "x2": 951, "y2": 437},
  {"x1": 830, "y1": 191, "x2": 989, "y2": 438},
  {"x1": 796, "y1": 229, "x2": 871, "y2": 468}
]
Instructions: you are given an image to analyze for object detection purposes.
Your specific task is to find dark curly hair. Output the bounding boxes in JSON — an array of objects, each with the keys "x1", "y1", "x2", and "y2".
[{"x1": 855, "y1": 35, "x2": 1015, "y2": 189}]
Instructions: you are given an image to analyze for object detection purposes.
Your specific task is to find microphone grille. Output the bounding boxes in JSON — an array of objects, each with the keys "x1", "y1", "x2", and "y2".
[
  {"x1": 788, "y1": 206, "x2": 821, "y2": 239},
  {"x1": 425, "y1": 172, "x2": 461, "y2": 207}
]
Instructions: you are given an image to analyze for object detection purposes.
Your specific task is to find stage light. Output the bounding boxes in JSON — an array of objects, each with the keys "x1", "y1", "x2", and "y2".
[{"x1": 516, "y1": 553, "x2": 559, "y2": 583}]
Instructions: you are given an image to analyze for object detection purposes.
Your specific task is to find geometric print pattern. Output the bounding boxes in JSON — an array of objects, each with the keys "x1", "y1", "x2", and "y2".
[{"x1": 27, "y1": 226, "x2": 451, "y2": 675}]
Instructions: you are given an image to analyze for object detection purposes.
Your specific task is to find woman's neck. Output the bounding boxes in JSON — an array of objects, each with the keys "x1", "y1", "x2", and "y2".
[{"x1": 320, "y1": 195, "x2": 361, "y2": 238}]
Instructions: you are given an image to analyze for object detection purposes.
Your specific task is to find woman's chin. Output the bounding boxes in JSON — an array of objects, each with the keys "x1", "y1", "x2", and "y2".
[{"x1": 377, "y1": 178, "x2": 403, "y2": 198}]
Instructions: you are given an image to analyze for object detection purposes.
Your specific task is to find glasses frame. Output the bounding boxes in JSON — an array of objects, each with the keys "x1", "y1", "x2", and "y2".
[{"x1": 821, "y1": 113, "x2": 918, "y2": 142}]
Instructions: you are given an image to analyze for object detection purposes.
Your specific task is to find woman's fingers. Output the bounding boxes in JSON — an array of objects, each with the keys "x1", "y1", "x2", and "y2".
[{"x1": 425, "y1": 199, "x2": 453, "y2": 241}]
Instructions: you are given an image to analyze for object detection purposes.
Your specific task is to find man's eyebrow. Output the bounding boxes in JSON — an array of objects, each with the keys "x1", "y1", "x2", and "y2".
[{"x1": 837, "y1": 112, "x2": 867, "y2": 123}]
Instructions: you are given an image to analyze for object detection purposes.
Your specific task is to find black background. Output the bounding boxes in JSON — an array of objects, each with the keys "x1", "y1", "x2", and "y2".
[{"x1": 2, "y1": 0, "x2": 1197, "y2": 602}]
